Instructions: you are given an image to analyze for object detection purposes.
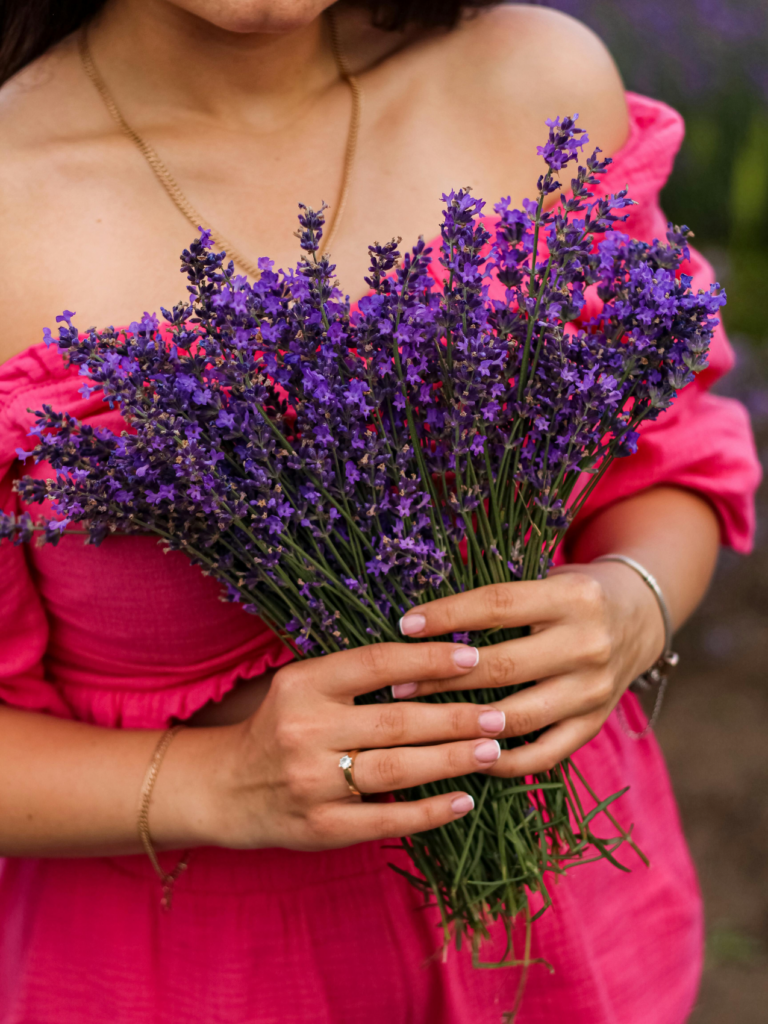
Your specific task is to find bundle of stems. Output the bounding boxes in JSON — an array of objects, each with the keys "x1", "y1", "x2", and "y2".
[{"x1": 4, "y1": 116, "x2": 724, "y2": 964}]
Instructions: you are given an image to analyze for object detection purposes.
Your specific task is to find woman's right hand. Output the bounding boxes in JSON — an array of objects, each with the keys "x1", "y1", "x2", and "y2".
[{"x1": 177, "y1": 642, "x2": 507, "y2": 852}]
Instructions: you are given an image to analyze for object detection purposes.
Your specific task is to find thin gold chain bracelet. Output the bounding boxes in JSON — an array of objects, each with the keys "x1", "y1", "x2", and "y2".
[{"x1": 137, "y1": 724, "x2": 191, "y2": 909}]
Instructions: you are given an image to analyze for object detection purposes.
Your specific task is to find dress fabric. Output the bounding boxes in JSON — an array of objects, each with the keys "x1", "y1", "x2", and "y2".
[{"x1": 0, "y1": 93, "x2": 761, "y2": 1024}]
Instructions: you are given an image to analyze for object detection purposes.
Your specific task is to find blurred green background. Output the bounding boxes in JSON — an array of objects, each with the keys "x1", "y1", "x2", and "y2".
[{"x1": 543, "y1": 0, "x2": 768, "y2": 344}]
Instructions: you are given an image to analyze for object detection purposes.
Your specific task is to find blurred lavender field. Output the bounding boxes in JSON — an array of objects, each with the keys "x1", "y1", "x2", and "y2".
[
  {"x1": 545, "y1": 0, "x2": 768, "y2": 340},
  {"x1": 541, "y1": 3, "x2": 768, "y2": 1021}
]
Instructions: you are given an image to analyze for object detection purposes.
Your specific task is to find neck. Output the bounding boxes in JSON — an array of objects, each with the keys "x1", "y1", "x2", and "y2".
[{"x1": 89, "y1": 1, "x2": 347, "y2": 129}]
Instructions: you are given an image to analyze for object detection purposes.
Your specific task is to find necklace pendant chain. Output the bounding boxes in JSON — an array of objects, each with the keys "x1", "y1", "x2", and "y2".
[{"x1": 78, "y1": 8, "x2": 361, "y2": 279}]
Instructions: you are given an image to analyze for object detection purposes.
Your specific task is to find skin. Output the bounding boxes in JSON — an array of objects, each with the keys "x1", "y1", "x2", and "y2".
[{"x1": 0, "y1": 1, "x2": 720, "y2": 857}]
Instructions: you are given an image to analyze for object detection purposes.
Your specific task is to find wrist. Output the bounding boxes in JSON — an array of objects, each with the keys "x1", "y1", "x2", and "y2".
[
  {"x1": 149, "y1": 723, "x2": 244, "y2": 850},
  {"x1": 586, "y1": 560, "x2": 666, "y2": 678}
]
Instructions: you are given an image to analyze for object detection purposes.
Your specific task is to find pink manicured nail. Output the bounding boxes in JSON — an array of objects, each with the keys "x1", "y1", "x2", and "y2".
[
  {"x1": 451, "y1": 794, "x2": 475, "y2": 815},
  {"x1": 399, "y1": 613, "x2": 427, "y2": 636},
  {"x1": 452, "y1": 646, "x2": 480, "y2": 669},
  {"x1": 475, "y1": 739, "x2": 501, "y2": 763},
  {"x1": 391, "y1": 682, "x2": 418, "y2": 699},
  {"x1": 478, "y1": 709, "x2": 505, "y2": 734}
]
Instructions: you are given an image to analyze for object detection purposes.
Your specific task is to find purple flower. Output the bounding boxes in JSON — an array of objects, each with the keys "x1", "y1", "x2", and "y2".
[
  {"x1": 5, "y1": 117, "x2": 723, "y2": 955},
  {"x1": 8, "y1": 114, "x2": 719, "y2": 680}
]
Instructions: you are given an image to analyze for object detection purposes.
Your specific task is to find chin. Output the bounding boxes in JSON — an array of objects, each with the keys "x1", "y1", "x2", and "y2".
[{"x1": 169, "y1": 0, "x2": 335, "y2": 34}]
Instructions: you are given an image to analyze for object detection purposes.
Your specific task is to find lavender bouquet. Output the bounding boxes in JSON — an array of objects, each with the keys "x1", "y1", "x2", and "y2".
[{"x1": 4, "y1": 118, "x2": 724, "y2": 965}]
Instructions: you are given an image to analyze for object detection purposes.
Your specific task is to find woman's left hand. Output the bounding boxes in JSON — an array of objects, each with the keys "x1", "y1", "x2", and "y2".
[{"x1": 393, "y1": 563, "x2": 666, "y2": 777}]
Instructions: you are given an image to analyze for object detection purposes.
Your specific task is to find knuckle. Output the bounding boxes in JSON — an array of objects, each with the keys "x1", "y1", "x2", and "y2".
[
  {"x1": 371, "y1": 808, "x2": 400, "y2": 840},
  {"x1": 284, "y1": 761, "x2": 320, "y2": 802},
  {"x1": 273, "y1": 716, "x2": 305, "y2": 753},
  {"x1": 374, "y1": 749, "x2": 407, "y2": 791},
  {"x1": 565, "y1": 573, "x2": 606, "y2": 610},
  {"x1": 582, "y1": 627, "x2": 613, "y2": 667},
  {"x1": 358, "y1": 642, "x2": 393, "y2": 678},
  {"x1": 485, "y1": 583, "x2": 517, "y2": 621},
  {"x1": 448, "y1": 704, "x2": 467, "y2": 737},
  {"x1": 271, "y1": 664, "x2": 302, "y2": 698},
  {"x1": 573, "y1": 573, "x2": 608, "y2": 615},
  {"x1": 375, "y1": 704, "x2": 408, "y2": 744},
  {"x1": 423, "y1": 644, "x2": 448, "y2": 677},
  {"x1": 304, "y1": 805, "x2": 335, "y2": 844},
  {"x1": 505, "y1": 708, "x2": 535, "y2": 737},
  {"x1": 409, "y1": 798, "x2": 438, "y2": 831},
  {"x1": 415, "y1": 800, "x2": 442, "y2": 833},
  {"x1": 584, "y1": 672, "x2": 614, "y2": 707},
  {"x1": 273, "y1": 710, "x2": 328, "y2": 756},
  {"x1": 485, "y1": 651, "x2": 517, "y2": 688},
  {"x1": 445, "y1": 744, "x2": 467, "y2": 774}
]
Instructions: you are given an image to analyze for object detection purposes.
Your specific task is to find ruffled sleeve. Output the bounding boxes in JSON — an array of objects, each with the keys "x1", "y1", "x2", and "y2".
[
  {"x1": 0, "y1": 345, "x2": 294, "y2": 730},
  {"x1": 0, "y1": 348, "x2": 74, "y2": 717},
  {"x1": 570, "y1": 94, "x2": 761, "y2": 553}
]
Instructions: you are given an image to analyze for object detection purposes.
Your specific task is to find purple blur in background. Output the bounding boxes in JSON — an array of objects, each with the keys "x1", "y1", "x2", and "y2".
[{"x1": 541, "y1": 2, "x2": 768, "y2": 1021}]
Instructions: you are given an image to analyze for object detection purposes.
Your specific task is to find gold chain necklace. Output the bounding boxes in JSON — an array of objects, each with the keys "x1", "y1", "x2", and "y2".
[{"x1": 78, "y1": 8, "x2": 361, "y2": 278}]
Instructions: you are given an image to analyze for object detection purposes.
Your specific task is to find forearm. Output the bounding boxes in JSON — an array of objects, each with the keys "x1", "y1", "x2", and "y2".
[
  {"x1": 0, "y1": 488, "x2": 720, "y2": 860},
  {"x1": 568, "y1": 485, "x2": 721, "y2": 632},
  {"x1": 0, "y1": 705, "x2": 229, "y2": 857}
]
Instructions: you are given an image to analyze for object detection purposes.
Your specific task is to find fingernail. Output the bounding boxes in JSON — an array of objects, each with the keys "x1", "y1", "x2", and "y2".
[
  {"x1": 399, "y1": 613, "x2": 426, "y2": 636},
  {"x1": 452, "y1": 646, "x2": 480, "y2": 669},
  {"x1": 391, "y1": 682, "x2": 418, "y2": 699},
  {"x1": 451, "y1": 794, "x2": 475, "y2": 815},
  {"x1": 478, "y1": 709, "x2": 506, "y2": 734},
  {"x1": 475, "y1": 739, "x2": 502, "y2": 763}
]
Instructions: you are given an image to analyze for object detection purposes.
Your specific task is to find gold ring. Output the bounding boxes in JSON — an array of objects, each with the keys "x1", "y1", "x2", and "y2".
[{"x1": 339, "y1": 749, "x2": 362, "y2": 796}]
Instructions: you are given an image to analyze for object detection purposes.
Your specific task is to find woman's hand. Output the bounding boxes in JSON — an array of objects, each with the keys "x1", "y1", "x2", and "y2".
[
  {"x1": 391, "y1": 562, "x2": 666, "y2": 778},
  {"x1": 174, "y1": 640, "x2": 511, "y2": 853},
  {"x1": 157, "y1": 490, "x2": 718, "y2": 853}
]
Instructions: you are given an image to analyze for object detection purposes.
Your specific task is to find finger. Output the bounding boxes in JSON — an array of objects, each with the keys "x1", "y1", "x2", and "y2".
[
  {"x1": 398, "y1": 574, "x2": 597, "y2": 638},
  {"x1": 484, "y1": 714, "x2": 604, "y2": 778},
  {"x1": 407, "y1": 626, "x2": 601, "y2": 697},
  {"x1": 384, "y1": 674, "x2": 608, "y2": 742},
  {"x1": 350, "y1": 737, "x2": 502, "y2": 795},
  {"x1": 334, "y1": 699, "x2": 506, "y2": 750},
  {"x1": 278, "y1": 641, "x2": 480, "y2": 700},
  {"x1": 310, "y1": 790, "x2": 476, "y2": 847},
  {"x1": 493, "y1": 675, "x2": 613, "y2": 737}
]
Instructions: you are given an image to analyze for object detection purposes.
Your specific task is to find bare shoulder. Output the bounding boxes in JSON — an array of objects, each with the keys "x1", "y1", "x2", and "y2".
[
  {"x1": 0, "y1": 58, "x2": 58, "y2": 363},
  {"x1": 0, "y1": 39, "x2": 78, "y2": 163},
  {"x1": 0, "y1": 36, "x2": 90, "y2": 235},
  {"x1": 441, "y1": 3, "x2": 630, "y2": 158}
]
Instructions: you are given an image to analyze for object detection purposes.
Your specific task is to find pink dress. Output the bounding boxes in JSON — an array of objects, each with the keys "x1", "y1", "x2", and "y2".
[{"x1": 0, "y1": 94, "x2": 760, "y2": 1024}]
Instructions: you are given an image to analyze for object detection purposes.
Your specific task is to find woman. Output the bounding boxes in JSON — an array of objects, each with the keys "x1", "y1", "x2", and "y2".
[{"x1": 0, "y1": 1, "x2": 759, "y2": 1021}]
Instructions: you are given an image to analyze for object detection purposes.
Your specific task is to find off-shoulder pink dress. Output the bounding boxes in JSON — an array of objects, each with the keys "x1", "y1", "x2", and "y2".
[{"x1": 0, "y1": 95, "x2": 760, "y2": 1024}]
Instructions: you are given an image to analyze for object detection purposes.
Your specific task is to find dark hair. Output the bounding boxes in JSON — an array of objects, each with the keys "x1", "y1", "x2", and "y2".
[{"x1": 0, "y1": 1, "x2": 505, "y2": 87}]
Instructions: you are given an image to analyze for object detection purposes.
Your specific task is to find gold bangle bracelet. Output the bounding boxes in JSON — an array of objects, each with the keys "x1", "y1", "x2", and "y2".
[{"x1": 137, "y1": 724, "x2": 190, "y2": 909}]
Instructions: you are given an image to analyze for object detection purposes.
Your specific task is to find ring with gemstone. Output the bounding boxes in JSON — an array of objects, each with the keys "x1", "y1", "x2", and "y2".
[{"x1": 339, "y1": 749, "x2": 362, "y2": 796}]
